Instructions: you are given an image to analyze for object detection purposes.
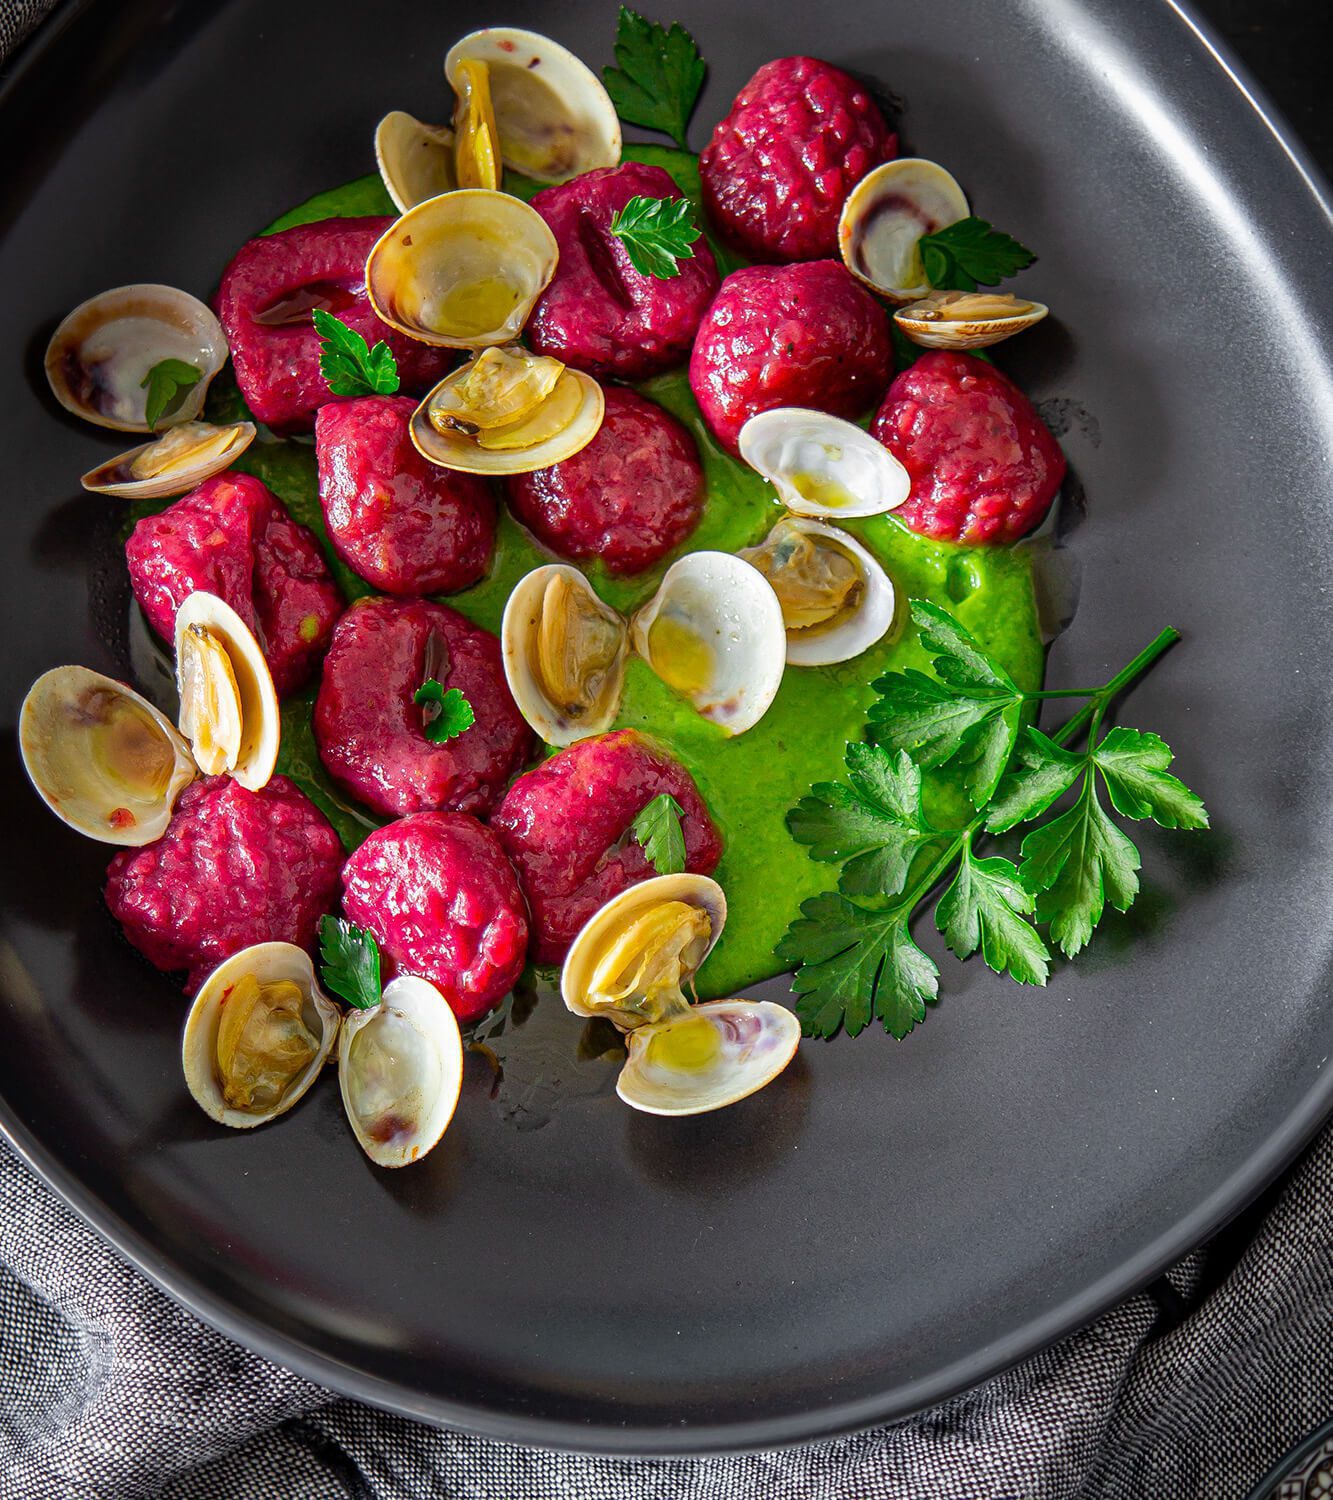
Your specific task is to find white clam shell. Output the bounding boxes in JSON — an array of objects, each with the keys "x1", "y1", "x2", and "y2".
[
  {"x1": 365, "y1": 189, "x2": 558, "y2": 349},
  {"x1": 445, "y1": 28, "x2": 621, "y2": 184},
  {"x1": 173, "y1": 591, "x2": 280, "y2": 792},
  {"x1": 742, "y1": 517, "x2": 896, "y2": 668},
  {"x1": 631, "y1": 552, "x2": 787, "y2": 736},
  {"x1": 738, "y1": 408, "x2": 909, "y2": 519},
  {"x1": 338, "y1": 974, "x2": 463, "y2": 1168},
  {"x1": 838, "y1": 159, "x2": 970, "y2": 302},
  {"x1": 501, "y1": 564, "x2": 628, "y2": 747},
  {"x1": 45, "y1": 283, "x2": 228, "y2": 432},
  {"x1": 894, "y1": 295, "x2": 1049, "y2": 351},
  {"x1": 562, "y1": 874, "x2": 727, "y2": 1023},
  {"x1": 615, "y1": 999, "x2": 801, "y2": 1116},
  {"x1": 81, "y1": 421, "x2": 256, "y2": 500},
  {"x1": 183, "y1": 942, "x2": 341, "y2": 1129},
  {"x1": 374, "y1": 110, "x2": 457, "y2": 213},
  {"x1": 19, "y1": 665, "x2": 197, "y2": 846}
]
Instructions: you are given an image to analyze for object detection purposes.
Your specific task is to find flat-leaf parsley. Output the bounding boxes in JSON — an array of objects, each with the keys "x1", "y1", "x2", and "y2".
[
  {"x1": 602, "y1": 6, "x2": 706, "y2": 150},
  {"x1": 312, "y1": 308, "x2": 400, "y2": 397},
  {"x1": 610, "y1": 195, "x2": 701, "y2": 279}
]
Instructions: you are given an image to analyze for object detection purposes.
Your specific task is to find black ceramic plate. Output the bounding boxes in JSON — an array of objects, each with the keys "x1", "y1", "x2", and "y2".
[{"x1": 2, "y1": 0, "x2": 1331, "y2": 1455}]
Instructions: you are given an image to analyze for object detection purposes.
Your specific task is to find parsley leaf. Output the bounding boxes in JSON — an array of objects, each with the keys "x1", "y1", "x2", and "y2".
[
  {"x1": 413, "y1": 679, "x2": 475, "y2": 744},
  {"x1": 1092, "y1": 727, "x2": 1210, "y2": 830},
  {"x1": 610, "y1": 195, "x2": 701, "y2": 278},
  {"x1": 318, "y1": 915, "x2": 382, "y2": 1010},
  {"x1": 984, "y1": 727, "x2": 1086, "y2": 832},
  {"x1": 918, "y1": 217, "x2": 1036, "y2": 293},
  {"x1": 140, "y1": 358, "x2": 202, "y2": 429},
  {"x1": 631, "y1": 792, "x2": 687, "y2": 875},
  {"x1": 312, "y1": 308, "x2": 400, "y2": 397},
  {"x1": 935, "y1": 841, "x2": 1050, "y2": 985},
  {"x1": 777, "y1": 893, "x2": 939, "y2": 1040},
  {"x1": 602, "y1": 5, "x2": 706, "y2": 150},
  {"x1": 787, "y1": 743, "x2": 943, "y2": 899},
  {"x1": 869, "y1": 600, "x2": 1024, "y2": 804}
]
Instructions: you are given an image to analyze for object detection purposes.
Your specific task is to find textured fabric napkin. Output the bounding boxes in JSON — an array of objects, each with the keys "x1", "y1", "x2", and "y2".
[{"x1": 4, "y1": 2, "x2": 1333, "y2": 1497}]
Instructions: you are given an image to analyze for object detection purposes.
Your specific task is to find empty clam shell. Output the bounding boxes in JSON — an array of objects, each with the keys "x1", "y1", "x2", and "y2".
[
  {"x1": 562, "y1": 873, "x2": 727, "y2": 1029},
  {"x1": 374, "y1": 110, "x2": 457, "y2": 213},
  {"x1": 616, "y1": 999, "x2": 801, "y2": 1116},
  {"x1": 741, "y1": 517, "x2": 896, "y2": 667},
  {"x1": 81, "y1": 421, "x2": 256, "y2": 499},
  {"x1": 338, "y1": 973, "x2": 464, "y2": 1168},
  {"x1": 174, "y1": 591, "x2": 279, "y2": 792},
  {"x1": 365, "y1": 189, "x2": 558, "y2": 349},
  {"x1": 183, "y1": 943, "x2": 341, "y2": 1129},
  {"x1": 45, "y1": 283, "x2": 228, "y2": 432},
  {"x1": 445, "y1": 28, "x2": 621, "y2": 184},
  {"x1": 501, "y1": 564, "x2": 629, "y2": 747},
  {"x1": 838, "y1": 159, "x2": 970, "y2": 302},
  {"x1": 894, "y1": 290, "x2": 1049, "y2": 350},
  {"x1": 738, "y1": 408, "x2": 910, "y2": 519},
  {"x1": 631, "y1": 553, "x2": 787, "y2": 737},
  {"x1": 19, "y1": 665, "x2": 197, "y2": 846}
]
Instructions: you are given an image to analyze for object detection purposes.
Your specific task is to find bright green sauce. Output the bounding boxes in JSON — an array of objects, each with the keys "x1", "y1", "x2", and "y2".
[{"x1": 206, "y1": 146, "x2": 1045, "y2": 1000}]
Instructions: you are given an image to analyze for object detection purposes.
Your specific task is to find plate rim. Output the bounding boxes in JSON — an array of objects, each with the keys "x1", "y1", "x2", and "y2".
[{"x1": 2, "y1": 0, "x2": 1332, "y2": 1457}]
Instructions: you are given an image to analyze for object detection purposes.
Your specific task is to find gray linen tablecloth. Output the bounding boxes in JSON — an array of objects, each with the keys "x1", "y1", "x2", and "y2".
[{"x1": 4, "y1": 2, "x2": 1333, "y2": 1496}]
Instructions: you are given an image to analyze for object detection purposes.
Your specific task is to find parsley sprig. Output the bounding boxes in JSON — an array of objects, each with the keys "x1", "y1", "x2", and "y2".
[
  {"x1": 780, "y1": 604, "x2": 1207, "y2": 1039},
  {"x1": 318, "y1": 915, "x2": 382, "y2": 1010},
  {"x1": 603, "y1": 6, "x2": 706, "y2": 150},
  {"x1": 610, "y1": 195, "x2": 702, "y2": 279},
  {"x1": 141, "y1": 358, "x2": 202, "y2": 429},
  {"x1": 312, "y1": 308, "x2": 400, "y2": 397},
  {"x1": 631, "y1": 792, "x2": 687, "y2": 875},
  {"x1": 918, "y1": 217, "x2": 1037, "y2": 292},
  {"x1": 413, "y1": 679, "x2": 475, "y2": 744}
]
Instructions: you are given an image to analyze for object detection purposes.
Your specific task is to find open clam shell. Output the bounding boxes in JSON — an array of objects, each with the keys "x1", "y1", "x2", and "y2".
[
  {"x1": 81, "y1": 421, "x2": 256, "y2": 500},
  {"x1": 183, "y1": 943, "x2": 341, "y2": 1129},
  {"x1": 411, "y1": 366, "x2": 602, "y2": 474},
  {"x1": 631, "y1": 553, "x2": 787, "y2": 737},
  {"x1": 174, "y1": 591, "x2": 280, "y2": 791},
  {"x1": 616, "y1": 999, "x2": 801, "y2": 1116},
  {"x1": 338, "y1": 974, "x2": 464, "y2": 1168},
  {"x1": 374, "y1": 110, "x2": 457, "y2": 213},
  {"x1": 742, "y1": 517, "x2": 896, "y2": 667},
  {"x1": 45, "y1": 284, "x2": 228, "y2": 432},
  {"x1": 19, "y1": 665, "x2": 197, "y2": 846},
  {"x1": 562, "y1": 874, "x2": 728, "y2": 1030},
  {"x1": 501, "y1": 564, "x2": 629, "y2": 747},
  {"x1": 365, "y1": 189, "x2": 558, "y2": 349},
  {"x1": 838, "y1": 159, "x2": 970, "y2": 302},
  {"x1": 894, "y1": 290, "x2": 1049, "y2": 351},
  {"x1": 738, "y1": 408, "x2": 910, "y2": 519},
  {"x1": 445, "y1": 28, "x2": 621, "y2": 184}
]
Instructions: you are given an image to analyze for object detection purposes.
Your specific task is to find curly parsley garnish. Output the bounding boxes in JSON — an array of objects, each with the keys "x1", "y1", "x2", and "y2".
[
  {"x1": 631, "y1": 792, "x2": 687, "y2": 875},
  {"x1": 318, "y1": 915, "x2": 382, "y2": 1010},
  {"x1": 312, "y1": 308, "x2": 400, "y2": 397},
  {"x1": 141, "y1": 358, "x2": 202, "y2": 429},
  {"x1": 780, "y1": 602, "x2": 1207, "y2": 1039},
  {"x1": 603, "y1": 6, "x2": 706, "y2": 150},
  {"x1": 610, "y1": 195, "x2": 702, "y2": 279},
  {"x1": 918, "y1": 216, "x2": 1037, "y2": 292},
  {"x1": 413, "y1": 679, "x2": 475, "y2": 744}
]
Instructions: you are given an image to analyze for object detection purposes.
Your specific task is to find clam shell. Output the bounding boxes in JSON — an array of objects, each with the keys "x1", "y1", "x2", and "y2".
[
  {"x1": 174, "y1": 591, "x2": 280, "y2": 791},
  {"x1": 632, "y1": 553, "x2": 787, "y2": 736},
  {"x1": 445, "y1": 28, "x2": 621, "y2": 184},
  {"x1": 616, "y1": 999, "x2": 801, "y2": 1116},
  {"x1": 894, "y1": 291, "x2": 1049, "y2": 350},
  {"x1": 19, "y1": 665, "x2": 197, "y2": 846},
  {"x1": 45, "y1": 284, "x2": 228, "y2": 432},
  {"x1": 183, "y1": 942, "x2": 341, "y2": 1129},
  {"x1": 741, "y1": 517, "x2": 896, "y2": 667},
  {"x1": 410, "y1": 367, "x2": 603, "y2": 474},
  {"x1": 501, "y1": 564, "x2": 629, "y2": 746},
  {"x1": 374, "y1": 110, "x2": 457, "y2": 213},
  {"x1": 738, "y1": 408, "x2": 910, "y2": 519},
  {"x1": 838, "y1": 159, "x2": 970, "y2": 302},
  {"x1": 81, "y1": 421, "x2": 256, "y2": 500},
  {"x1": 365, "y1": 189, "x2": 558, "y2": 349},
  {"x1": 338, "y1": 974, "x2": 463, "y2": 1168},
  {"x1": 562, "y1": 873, "x2": 728, "y2": 1026}
]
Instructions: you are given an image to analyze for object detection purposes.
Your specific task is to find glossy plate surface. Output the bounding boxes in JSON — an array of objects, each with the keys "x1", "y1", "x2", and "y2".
[{"x1": 1, "y1": 0, "x2": 1331, "y2": 1454}]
